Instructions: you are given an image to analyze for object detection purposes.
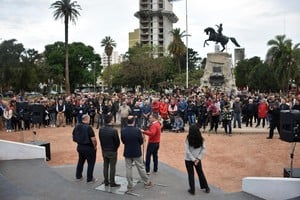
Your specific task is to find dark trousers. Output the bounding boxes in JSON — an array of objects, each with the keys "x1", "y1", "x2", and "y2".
[
  {"x1": 245, "y1": 114, "x2": 254, "y2": 127},
  {"x1": 256, "y1": 117, "x2": 266, "y2": 128},
  {"x1": 268, "y1": 121, "x2": 280, "y2": 138},
  {"x1": 223, "y1": 120, "x2": 232, "y2": 134},
  {"x1": 185, "y1": 160, "x2": 209, "y2": 193},
  {"x1": 145, "y1": 142, "x2": 159, "y2": 173},
  {"x1": 102, "y1": 151, "x2": 118, "y2": 184},
  {"x1": 121, "y1": 117, "x2": 128, "y2": 128},
  {"x1": 210, "y1": 115, "x2": 219, "y2": 131},
  {"x1": 76, "y1": 145, "x2": 96, "y2": 182}
]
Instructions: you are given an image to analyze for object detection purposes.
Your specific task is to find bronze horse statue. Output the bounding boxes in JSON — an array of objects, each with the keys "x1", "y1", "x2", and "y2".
[{"x1": 203, "y1": 27, "x2": 240, "y2": 52}]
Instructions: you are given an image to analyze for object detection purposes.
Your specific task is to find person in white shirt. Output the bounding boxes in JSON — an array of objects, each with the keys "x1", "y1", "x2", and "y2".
[{"x1": 185, "y1": 124, "x2": 210, "y2": 195}]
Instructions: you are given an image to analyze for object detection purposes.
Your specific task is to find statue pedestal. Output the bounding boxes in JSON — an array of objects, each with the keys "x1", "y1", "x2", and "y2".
[{"x1": 200, "y1": 52, "x2": 236, "y2": 92}]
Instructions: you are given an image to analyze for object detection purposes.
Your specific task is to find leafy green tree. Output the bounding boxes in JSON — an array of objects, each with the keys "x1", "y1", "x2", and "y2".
[
  {"x1": 181, "y1": 48, "x2": 202, "y2": 70},
  {"x1": 0, "y1": 39, "x2": 24, "y2": 90},
  {"x1": 44, "y1": 42, "x2": 101, "y2": 93},
  {"x1": 235, "y1": 56, "x2": 262, "y2": 89},
  {"x1": 101, "y1": 36, "x2": 116, "y2": 92},
  {"x1": 168, "y1": 28, "x2": 187, "y2": 73},
  {"x1": 108, "y1": 44, "x2": 172, "y2": 90},
  {"x1": 50, "y1": 0, "x2": 81, "y2": 95},
  {"x1": 248, "y1": 63, "x2": 279, "y2": 92},
  {"x1": 0, "y1": 39, "x2": 41, "y2": 94},
  {"x1": 266, "y1": 35, "x2": 300, "y2": 92}
]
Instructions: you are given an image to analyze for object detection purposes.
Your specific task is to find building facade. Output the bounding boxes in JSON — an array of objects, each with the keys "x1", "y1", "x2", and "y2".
[
  {"x1": 134, "y1": 0, "x2": 178, "y2": 56},
  {"x1": 129, "y1": 28, "x2": 140, "y2": 49}
]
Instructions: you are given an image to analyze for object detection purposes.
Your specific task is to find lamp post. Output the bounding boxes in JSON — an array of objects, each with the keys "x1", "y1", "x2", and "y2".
[
  {"x1": 171, "y1": 0, "x2": 188, "y2": 88},
  {"x1": 185, "y1": 0, "x2": 188, "y2": 89},
  {"x1": 94, "y1": 63, "x2": 96, "y2": 92}
]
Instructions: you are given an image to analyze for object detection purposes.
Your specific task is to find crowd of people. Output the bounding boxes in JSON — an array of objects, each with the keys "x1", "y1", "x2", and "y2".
[
  {"x1": 2, "y1": 87, "x2": 299, "y2": 194},
  {"x1": 1, "y1": 88, "x2": 299, "y2": 138}
]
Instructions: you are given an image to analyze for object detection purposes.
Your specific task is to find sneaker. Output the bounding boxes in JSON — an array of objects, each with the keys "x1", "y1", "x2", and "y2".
[
  {"x1": 144, "y1": 181, "x2": 154, "y2": 189},
  {"x1": 146, "y1": 172, "x2": 150, "y2": 175},
  {"x1": 87, "y1": 178, "x2": 98, "y2": 184}
]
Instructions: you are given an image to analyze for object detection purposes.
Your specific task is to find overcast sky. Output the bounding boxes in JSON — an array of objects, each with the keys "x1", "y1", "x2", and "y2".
[{"x1": 1, "y1": 0, "x2": 299, "y2": 60}]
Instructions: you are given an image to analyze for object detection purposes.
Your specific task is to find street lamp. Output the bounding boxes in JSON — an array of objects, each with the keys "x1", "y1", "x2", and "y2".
[
  {"x1": 170, "y1": 0, "x2": 189, "y2": 88},
  {"x1": 185, "y1": 0, "x2": 188, "y2": 89},
  {"x1": 94, "y1": 63, "x2": 96, "y2": 92}
]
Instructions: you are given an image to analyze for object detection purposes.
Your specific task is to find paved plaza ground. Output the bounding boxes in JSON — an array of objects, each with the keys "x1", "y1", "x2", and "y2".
[{"x1": 0, "y1": 123, "x2": 299, "y2": 193}]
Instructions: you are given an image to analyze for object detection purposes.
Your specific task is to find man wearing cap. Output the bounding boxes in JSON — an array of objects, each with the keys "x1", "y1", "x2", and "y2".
[{"x1": 72, "y1": 114, "x2": 97, "y2": 183}]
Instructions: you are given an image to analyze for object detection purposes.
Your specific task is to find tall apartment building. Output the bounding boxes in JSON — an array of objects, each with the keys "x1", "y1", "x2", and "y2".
[
  {"x1": 129, "y1": 28, "x2": 140, "y2": 49},
  {"x1": 234, "y1": 48, "x2": 245, "y2": 67},
  {"x1": 101, "y1": 51, "x2": 124, "y2": 68},
  {"x1": 134, "y1": 0, "x2": 178, "y2": 56}
]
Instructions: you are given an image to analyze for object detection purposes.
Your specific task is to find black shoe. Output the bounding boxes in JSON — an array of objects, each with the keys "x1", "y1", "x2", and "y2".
[
  {"x1": 188, "y1": 189, "x2": 195, "y2": 195},
  {"x1": 110, "y1": 183, "x2": 121, "y2": 187},
  {"x1": 205, "y1": 187, "x2": 210, "y2": 193},
  {"x1": 266, "y1": 137, "x2": 272, "y2": 139}
]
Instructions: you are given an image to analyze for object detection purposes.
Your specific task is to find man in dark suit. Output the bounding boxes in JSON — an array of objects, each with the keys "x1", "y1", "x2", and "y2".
[
  {"x1": 121, "y1": 116, "x2": 153, "y2": 191},
  {"x1": 98, "y1": 114, "x2": 120, "y2": 187}
]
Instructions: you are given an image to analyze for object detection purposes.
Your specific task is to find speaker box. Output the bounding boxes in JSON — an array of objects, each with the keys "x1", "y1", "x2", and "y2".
[
  {"x1": 30, "y1": 104, "x2": 45, "y2": 124},
  {"x1": 280, "y1": 110, "x2": 300, "y2": 143},
  {"x1": 28, "y1": 141, "x2": 51, "y2": 161},
  {"x1": 283, "y1": 168, "x2": 300, "y2": 178}
]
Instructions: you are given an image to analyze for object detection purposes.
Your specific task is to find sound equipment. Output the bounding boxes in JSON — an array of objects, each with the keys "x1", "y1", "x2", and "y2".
[
  {"x1": 280, "y1": 110, "x2": 300, "y2": 143},
  {"x1": 28, "y1": 141, "x2": 51, "y2": 161},
  {"x1": 30, "y1": 104, "x2": 45, "y2": 124},
  {"x1": 283, "y1": 168, "x2": 300, "y2": 178}
]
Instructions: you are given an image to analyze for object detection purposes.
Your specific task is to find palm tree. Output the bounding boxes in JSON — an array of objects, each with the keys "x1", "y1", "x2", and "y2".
[
  {"x1": 50, "y1": 0, "x2": 81, "y2": 95},
  {"x1": 266, "y1": 35, "x2": 300, "y2": 92},
  {"x1": 101, "y1": 36, "x2": 116, "y2": 92},
  {"x1": 168, "y1": 28, "x2": 187, "y2": 73}
]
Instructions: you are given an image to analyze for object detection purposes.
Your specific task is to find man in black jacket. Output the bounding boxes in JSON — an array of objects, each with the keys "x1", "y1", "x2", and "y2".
[
  {"x1": 121, "y1": 116, "x2": 153, "y2": 191},
  {"x1": 99, "y1": 114, "x2": 120, "y2": 187},
  {"x1": 72, "y1": 114, "x2": 97, "y2": 183}
]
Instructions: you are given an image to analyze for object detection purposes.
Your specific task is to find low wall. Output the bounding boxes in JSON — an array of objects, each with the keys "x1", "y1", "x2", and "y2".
[
  {"x1": 242, "y1": 177, "x2": 300, "y2": 200},
  {"x1": 0, "y1": 139, "x2": 46, "y2": 160}
]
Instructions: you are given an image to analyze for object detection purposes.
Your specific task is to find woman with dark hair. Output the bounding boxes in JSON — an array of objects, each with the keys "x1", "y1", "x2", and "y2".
[{"x1": 185, "y1": 124, "x2": 210, "y2": 195}]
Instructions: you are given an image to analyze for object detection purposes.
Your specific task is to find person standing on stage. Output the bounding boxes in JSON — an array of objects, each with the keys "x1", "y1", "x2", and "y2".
[
  {"x1": 98, "y1": 114, "x2": 121, "y2": 187},
  {"x1": 141, "y1": 113, "x2": 161, "y2": 174},
  {"x1": 121, "y1": 116, "x2": 153, "y2": 191},
  {"x1": 72, "y1": 114, "x2": 97, "y2": 183},
  {"x1": 185, "y1": 124, "x2": 210, "y2": 195}
]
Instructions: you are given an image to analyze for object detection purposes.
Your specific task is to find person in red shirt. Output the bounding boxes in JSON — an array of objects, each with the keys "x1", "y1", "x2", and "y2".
[
  {"x1": 256, "y1": 98, "x2": 268, "y2": 128},
  {"x1": 141, "y1": 113, "x2": 161, "y2": 174},
  {"x1": 151, "y1": 98, "x2": 160, "y2": 115}
]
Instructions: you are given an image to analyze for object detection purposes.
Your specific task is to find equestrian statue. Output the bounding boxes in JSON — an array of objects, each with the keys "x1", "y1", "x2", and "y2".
[{"x1": 203, "y1": 23, "x2": 240, "y2": 52}]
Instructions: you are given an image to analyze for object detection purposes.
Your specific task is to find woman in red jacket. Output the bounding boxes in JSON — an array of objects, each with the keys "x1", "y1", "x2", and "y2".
[{"x1": 256, "y1": 98, "x2": 268, "y2": 128}]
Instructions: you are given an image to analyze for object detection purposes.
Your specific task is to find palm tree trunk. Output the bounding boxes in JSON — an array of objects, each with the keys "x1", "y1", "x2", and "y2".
[
  {"x1": 177, "y1": 58, "x2": 181, "y2": 73},
  {"x1": 107, "y1": 55, "x2": 111, "y2": 93},
  {"x1": 65, "y1": 17, "x2": 71, "y2": 95}
]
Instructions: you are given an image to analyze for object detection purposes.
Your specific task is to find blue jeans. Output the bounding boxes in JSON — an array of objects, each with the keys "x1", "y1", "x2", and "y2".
[
  {"x1": 233, "y1": 112, "x2": 241, "y2": 128},
  {"x1": 187, "y1": 115, "x2": 195, "y2": 125},
  {"x1": 145, "y1": 143, "x2": 160, "y2": 173}
]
